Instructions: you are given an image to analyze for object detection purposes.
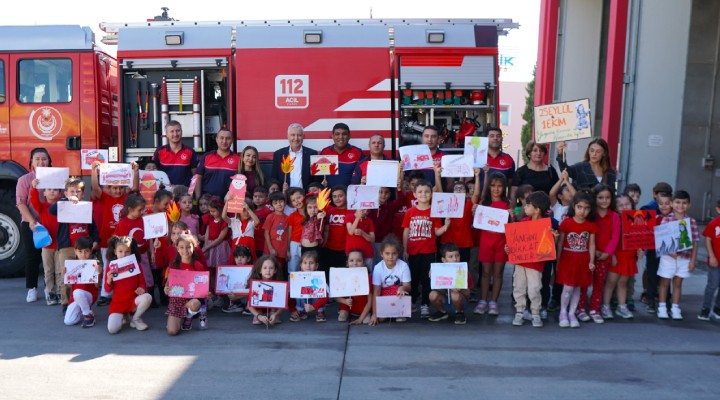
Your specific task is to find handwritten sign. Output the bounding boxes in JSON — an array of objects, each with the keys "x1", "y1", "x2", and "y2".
[
  {"x1": 375, "y1": 295, "x2": 412, "y2": 318},
  {"x1": 655, "y1": 218, "x2": 693, "y2": 257},
  {"x1": 399, "y1": 144, "x2": 433, "y2": 171},
  {"x1": 441, "y1": 155, "x2": 474, "y2": 178},
  {"x1": 534, "y1": 98, "x2": 592, "y2": 144},
  {"x1": 329, "y1": 267, "x2": 370, "y2": 297},
  {"x1": 99, "y1": 163, "x2": 133, "y2": 187},
  {"x1": 57, "y1": 201, "x2": 93, "y2": 224},
  {"x1": 310, "y1": 155, "x2": 339, "y2": 176},
  {"x1": 249, "y1": 280, "x2": 289, "y2": 309},
  {"x1": 167, "y1": 269, "x2": 210, "y2": 299},
  {"x1": 473, "y1": 205, "x2": 509, "y2": 233},
  {"x1": 464, "y1": 137, "x2": 489, "y2": 168},
  {"x1": 143, "y1": 212, "x2": 168, "y2": 239},
  {"x1": 366, "y1": 160, "x2": 400, "y2": 188},
  {"x1": 215, "y1": 266, "x2": 252, "y2": 295},
  {"x1": 347, "y1": 185, "x2": 380, "y2": 210},
  {"x1": 36, "y1": 167, "x2": 69, "y2": 189},
  {"x1": 621, "y1": 210, "x2": 657, "y2": 250},
  {"x1": 431, "y1": 193, "x2": 465, "y2": 218},
  {"x1": 107, "y1": 255, "x2": 141, "y2": 281},
  {"x1": 505, "y1": 219, "x2": 556, "y2": 264},
  {"x1": 289, "y1": 271, "x2": 327, "y2": 299},
  {"x1": 430, "y1": 262, "x2": 468, "y2": 289},
  {"x1": 81, "y1": 149, "x2": 108, "y2": 170},
  {"x1": 64, "y1": 260, "x2": 99, "y2": 284},
  {"x1": 227, "y1": 174, "x2": 248, "y2": 213}
]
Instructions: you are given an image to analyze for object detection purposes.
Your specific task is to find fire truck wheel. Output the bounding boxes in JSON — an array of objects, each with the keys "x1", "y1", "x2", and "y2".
[{"x1": 0, "y1": 189, "x2": 25, "y2": 278}]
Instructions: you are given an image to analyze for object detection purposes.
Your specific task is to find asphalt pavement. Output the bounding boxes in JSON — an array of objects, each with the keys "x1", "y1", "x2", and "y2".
[{"x1": 1, "y1": 265, "x2": 718, "y2": 400}]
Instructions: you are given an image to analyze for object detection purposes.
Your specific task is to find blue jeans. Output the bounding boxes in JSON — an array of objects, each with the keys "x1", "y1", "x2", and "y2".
[
  {"x1": 703, "y1": 267, "x2": 720, "y2": 310},
  {"x1": 296, "y1": 298, "x2": 324, "y2": 313}
]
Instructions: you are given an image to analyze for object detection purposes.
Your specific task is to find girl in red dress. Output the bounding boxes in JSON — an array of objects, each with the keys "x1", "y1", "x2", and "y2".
[
  {"x1": 602, "y1": 194, "x2": 640, "y2": 319},
  {"x1": 165, "y1": 233, "x2": 209, "y2": 335},
  {"x1": 104, "y1": 236, "x2": 152, "y2": 334},
  {"x1": 556, "y1": 192, "x2": 597, "y2": 328}
]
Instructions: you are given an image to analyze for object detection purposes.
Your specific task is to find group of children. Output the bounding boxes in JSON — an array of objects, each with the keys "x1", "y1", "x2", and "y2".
[{"x1": 28, "y1": 156, "x2": 720, "y2": 334}]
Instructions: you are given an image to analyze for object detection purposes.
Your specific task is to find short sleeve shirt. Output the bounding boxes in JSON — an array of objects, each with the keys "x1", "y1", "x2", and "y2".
[
  {"x1": 372, "y1": 259, "x2": 411, "y2": 288},
  {"x1": 197, "y1": 150, "x2": 241, "y2": 197},
  {"x1": 402, "y1": 207, "x2": 442, "y2": 255},
  {"x1": 153, "y1": 144, "x2": 198, "y2": 186},
  {"x1": 320, "y1": 145, "x2": 365, "y2": 187}
]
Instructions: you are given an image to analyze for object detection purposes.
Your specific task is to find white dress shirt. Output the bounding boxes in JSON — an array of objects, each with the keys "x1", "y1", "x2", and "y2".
[{"x1": 289, "y1": 146, "x2": 303, "y2": 188}]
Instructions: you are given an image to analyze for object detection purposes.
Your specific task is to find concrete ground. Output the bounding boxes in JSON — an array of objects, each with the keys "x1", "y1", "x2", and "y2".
[{"x1": 1, "y1": 265, "x2": 719, "y2": 400}]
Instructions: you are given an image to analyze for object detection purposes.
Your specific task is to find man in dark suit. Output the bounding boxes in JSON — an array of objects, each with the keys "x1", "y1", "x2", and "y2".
[{"x1": 270, "y1": 123, "x2": 318, "y2": 189}]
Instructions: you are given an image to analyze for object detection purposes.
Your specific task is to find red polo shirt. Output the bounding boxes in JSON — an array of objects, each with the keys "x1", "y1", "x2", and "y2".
[
  {"x1": 153, "y1": 144, "x2": 198, "y2": 186},
  {"x1": 197, "y1": 150, "x2": 241, "y2": 198}
]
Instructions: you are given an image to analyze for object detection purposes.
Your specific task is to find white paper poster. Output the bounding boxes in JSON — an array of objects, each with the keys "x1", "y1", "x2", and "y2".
[
  {"x1": 533, "y1": 98, "x2": 593, "y2": 144},
  {"x1": 375, "y1": 295, "x2": 412, "y2": 318},
  {"x1": 99, "y1": 163, "x2": 133, "y2": 187},
  {"x1": 430, "y1": 262, "x2": 469, "y2": 289},
  {"x1": 81, "y1": 149, "x2": 109, "y2": 170},
  {"x1": 107, "y1": 255, "x2": 141, "y2": 281},
  {"x1": 36, "y1": 167, "x2": 69, "y2": 189},
  {"x1": 347, "y1": 185, "x2": 380, "y2": 210},
  {"x1": 329, "y1": 267, "x2": 370, "y2": 297},
  {"x1": 441, "y1": 155, "x2": 474, "y2": 178},
  {"x1": 57, "y1": 201, "x2": 93, "y2": 224},
  {"x1": 64, "y1": 260, "x2": 100, "y2": 284},
  {"x1": 366, "y1": 160, "x2": 400, "y2": 188},
  {"x1": 215, "y1": 266, "x2": 253, "y2": 295},
  {"x1": 399, "y1": 145, "x2": 433, "y2": 171},
  {"x1": 143, "y1": 213, "x2": 169, "y2": 239},
  {"x1": 473, "y1": 205, "x2": 509, "y2": 233},
  {"x1": 464, "y1": 137, "x2": 489, "y2": 168},
  {"x1": 430, "y1": 193, "x2": 465, "y2": 218},
  {"x1": 289, "y1": 271, "x2": 328, "y2": 299},
  {"x1": 654, "y1": 218, "x2": 694, "y2": 257}
]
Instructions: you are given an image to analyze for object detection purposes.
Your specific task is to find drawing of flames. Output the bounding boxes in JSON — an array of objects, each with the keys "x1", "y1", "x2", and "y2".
[{"x1": 537, "y1": 229, "x2": 555, "y2": 259}]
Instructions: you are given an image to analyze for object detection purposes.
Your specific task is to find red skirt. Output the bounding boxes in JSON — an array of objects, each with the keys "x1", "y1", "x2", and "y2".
[
  {"x1": 556, "y1": 250, "x2": 592, "y2": 287},
  {"x1": 611, "y1": 250, "x2": 638, "y2": 277},
  {"x1": 166, "y1": 297, "x2": 188, "y2": 318}
]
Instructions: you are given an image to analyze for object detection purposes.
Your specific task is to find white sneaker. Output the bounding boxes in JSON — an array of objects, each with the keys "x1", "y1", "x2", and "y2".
[
  {"x1": 26, "y1": 288, "x2": 38, "y2": 303},
  {"x1": 657, "y1": 306, "x2": 669, "y2": 319},
  {"x1": 512, "y1": 312, "x2": 524, "y2": 326},
  {"x1": 130, "y1": 318, "x2": 148, "y2": 331},
  {"x1": 420, "y1": 305, "x2": 430, "y2": 319},
  {"x1": 338, "y1": 310, "x2": 349, "y2": 322},
  {"x1": 671, "y1": 306, "x2": 683, "y2": 320},
  {"x1": 531, "y1": 314, "x2": 543, "y2": 328}
]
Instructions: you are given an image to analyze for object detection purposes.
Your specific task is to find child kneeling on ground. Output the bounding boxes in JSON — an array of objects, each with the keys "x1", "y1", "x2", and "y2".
[
  {"x1": 64, "y1": 236, "x2": 102, "y2": 328},
  {"x1": 428, "y1": 243, "x2": 471, "y2": 325}
]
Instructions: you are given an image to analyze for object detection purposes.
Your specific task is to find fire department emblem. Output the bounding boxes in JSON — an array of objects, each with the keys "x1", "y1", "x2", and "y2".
[
  {"x1": 29, "y1": 106, "x2": 63, "y2": 141},
  {"x1": 181, "y1": 153, "x2": 187, "y2": 160},
  {"x1": 228, "y1": 157, "x2": 235, "y2": 165}
]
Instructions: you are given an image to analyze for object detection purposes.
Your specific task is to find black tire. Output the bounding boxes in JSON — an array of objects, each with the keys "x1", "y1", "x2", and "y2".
[{"x1": 0, "y1": 188, "x2": 25, "y2": 277}]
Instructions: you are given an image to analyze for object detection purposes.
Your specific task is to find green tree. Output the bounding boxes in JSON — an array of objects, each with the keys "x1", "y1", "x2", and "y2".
[{"x1": 520, "y1": 67, "x2": 536, "y2": 164}]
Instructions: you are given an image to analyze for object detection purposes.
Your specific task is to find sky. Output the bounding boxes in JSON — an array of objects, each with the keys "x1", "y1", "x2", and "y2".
[{"x1": 0, "y1": 0, "x2": 539, "y2": 82}]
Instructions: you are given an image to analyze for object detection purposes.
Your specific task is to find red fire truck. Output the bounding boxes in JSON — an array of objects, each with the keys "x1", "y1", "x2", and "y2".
[{"x1": 0, "y1": 12, "x2": 515, "y2": 276}]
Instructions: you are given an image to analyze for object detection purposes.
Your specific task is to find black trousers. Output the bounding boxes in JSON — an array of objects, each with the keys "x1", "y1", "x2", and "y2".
[
  {"x1": 409, "y1": 253, "x2": 435, "y2": 305},
  {"x1": 321, "y1": 248, "x2": 347, "y2": 282},
  {"x1": 22, "y1": 222, "x2": 42, "y2": 289}
]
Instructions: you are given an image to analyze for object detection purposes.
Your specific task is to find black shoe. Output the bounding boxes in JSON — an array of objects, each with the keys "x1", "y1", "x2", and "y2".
[
  {"x1": 454, "y1": 312, "x2": 467, "y2": 325},
  {"x1": 428, "y1": 310, "x2": 448, "y2": 322},
  {"x1": 61, "y1": 304, "x2": 68, "y2": 315},
  {"x1": 547, "y1": 300, "x2": 559, "y2": 312},
  {"x1": 698, "y1": 308, "x2": 711, "y2": 321},
  {"x1": 96, "y1": 296, "x2": 110, "y2": 307}
]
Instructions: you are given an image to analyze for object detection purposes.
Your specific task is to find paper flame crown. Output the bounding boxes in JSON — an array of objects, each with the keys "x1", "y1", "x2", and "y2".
[
  {"x1": 281, "y1": 154, "x2": 295, "y2": 174},
  {"x1": 317, "y1": 188, "x2": 331, "y2": 211},
  {"x1": 166, "y1": 201, "x2": 181, "y2": 223}
]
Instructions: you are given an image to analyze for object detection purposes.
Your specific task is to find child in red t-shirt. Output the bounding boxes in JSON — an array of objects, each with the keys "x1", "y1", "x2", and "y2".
[
  {"x1": 146, "y1": 189, "x2": 173, "y2": 307},
  {"x1": 63, "y1": 236, "x2": 102, "y2": 327},
  {"x1": 263, "y1": 192, "x2": 290, "y2": 271},
  {"x1": 104, "y1": 236, "x2": 153, "y2": 334},
  {"x1": 252, "y1": 186, "x2": 273, "y2": 259},
  {"x1": 336, "y1": 249, "x2": 373, "y2": 324},
  {"x1": 437, "y1": 179, "x2": 474, "y2": 262},
  {"x1": 370, "y1": 185, "x2": 405, "y2": 265},
  {"x1": 323, "y1": 186, "x2": 351, "y2": 276},
  {"x1": 114, "y1": 195, "x2": 154, "y2": 290},
  {"x1": 165, "y1": 233, "x2": 210, "y2": 334},
  {"x1": 202, "y1": 198, "x2": 231, "y2": 268},
  {"x1": 286, "y1": 188, "x2": 306, "y2": 274},
  {"x1": 345, "y1": 209, "x2": 375, "y2": 269},
  {"x1": 700, "y1": 199, "x2": 720, "y2": 320},
  {"x1": 507, "y1": 191, "x2": 554, "y2": 328},
  {"x1": 402, "y1": 179, "x2": 450, "y2": 319},
  {"x1": 472, "y1": 170, "x2": 512, "y2": 316}
]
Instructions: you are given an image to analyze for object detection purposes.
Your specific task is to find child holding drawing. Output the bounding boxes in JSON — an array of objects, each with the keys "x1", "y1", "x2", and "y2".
[
  {"x1": 105, "y1": 236, "x2": 152, "y2": 334},
  {"x1": 30, "y1": 177, "x2": 61, "y2": 305},
  {"x1": 222, "y1": 245, "x2": 254, "y2": 314},
  {"x1": 300, "y1": 195, "x2": 325, "y2": 253},
  {"x1": 402, "y1": 179, "x2": 451, "y2": 319},
  {"x1": 63, "y1": 236, "x2": 102, "y2": 328},
  {"x1": 345, "y1": 208, "x2": 375, "y2": 270},
  {"x1": 247, "y1": 255, "x2": 285, "y2": 326},
  {"x1": 165, "y1": 233, "x2": 209, "y2": 335},
  {"x1": 370, "y1": 236, "x2": 412, "y2": 326},
  {"x1": 336, "y1": 249, "x2": 373, "y2": 324},
  {"x1": 428, "y1": 243, "x2": 472, "y2": 325},
  {"x1": 114, "y1": 195, "x2": 155, "y2": 293},
  {"x1": 290, "y1": 251, "x2": 329, "y2": 323}
]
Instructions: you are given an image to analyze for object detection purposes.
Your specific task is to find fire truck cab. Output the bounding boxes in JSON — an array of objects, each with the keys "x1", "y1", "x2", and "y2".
[{"x1": 0, "y1": 25, "x2": 117, "y2": 277}]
